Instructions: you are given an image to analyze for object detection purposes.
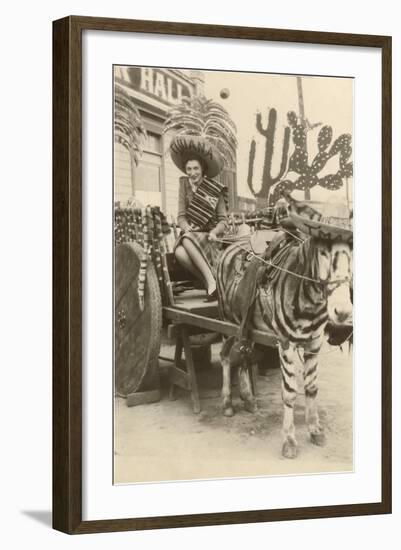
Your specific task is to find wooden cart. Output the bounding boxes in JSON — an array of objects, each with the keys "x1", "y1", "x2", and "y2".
[{"x1": 114, "y1": 204, "x2": 284, "y2": 412}]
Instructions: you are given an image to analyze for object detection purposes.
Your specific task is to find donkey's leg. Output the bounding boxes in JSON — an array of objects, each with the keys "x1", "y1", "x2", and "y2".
[
  {"x1": 303, "y1": 337, "x2": 325, "y2": 446},
  {"x1": 220, "y1": 338, "x2": 234, "y2": 417},
  {"x1": 279, "y1": 343, "x2": 298, "y2": 459},
  {"x1": 239, "y1": 363, "x2": 257, "y2": 413}
]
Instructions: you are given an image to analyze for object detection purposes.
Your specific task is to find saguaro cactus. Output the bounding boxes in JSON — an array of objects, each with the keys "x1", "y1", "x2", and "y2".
[
  {"x1": 247, "y1": 108, "x2": 291, "y2": 201},
  {"x1": 269, "y1": 111, "x2": 353, "y2": 205}
]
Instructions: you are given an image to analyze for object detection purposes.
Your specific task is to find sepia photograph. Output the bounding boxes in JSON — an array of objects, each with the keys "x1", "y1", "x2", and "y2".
[{"x1": 113, "y1": 65, "x2": 354, "y2": 484}]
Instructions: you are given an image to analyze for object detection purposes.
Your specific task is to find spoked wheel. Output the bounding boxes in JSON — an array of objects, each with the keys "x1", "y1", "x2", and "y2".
[{"x1": 115, "y1": 242, "x2": 162, "y2": 397}]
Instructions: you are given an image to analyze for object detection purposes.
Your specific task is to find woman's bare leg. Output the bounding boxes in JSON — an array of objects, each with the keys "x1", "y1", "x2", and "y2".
[
  {"x1": 181, "y1": 237, "x2": 216, "y2": 294},
  {"x1": 174, "y1": 245, "x2": 199, "y2": 278}
]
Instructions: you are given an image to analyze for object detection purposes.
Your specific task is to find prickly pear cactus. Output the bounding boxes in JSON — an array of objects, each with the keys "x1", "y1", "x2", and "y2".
[{"x1": 269, "y1": 111, "x2": 353, "y2": 205}]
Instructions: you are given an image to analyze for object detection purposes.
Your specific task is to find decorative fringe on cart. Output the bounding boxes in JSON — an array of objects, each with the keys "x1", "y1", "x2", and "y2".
[
  {"x1": 115, "y1": 205, "x2": 173, "y2": 309},
  {"x1": 114, "y1": 202, "x2": 292, "y2": 308}
]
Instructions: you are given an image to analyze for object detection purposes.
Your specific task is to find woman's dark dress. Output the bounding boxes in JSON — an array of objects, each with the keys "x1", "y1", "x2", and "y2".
[{"x1": 174, "y1": 176, "x2": 228, "y2": 276}]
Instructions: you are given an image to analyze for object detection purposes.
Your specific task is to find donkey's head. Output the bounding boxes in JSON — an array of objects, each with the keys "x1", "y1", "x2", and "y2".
[
  {"x1": 314, "y1": 238, "x2": 353, "y2": 324},
  {"x1": 282, "y1": 191, "x2": 353, "y2": 325}
]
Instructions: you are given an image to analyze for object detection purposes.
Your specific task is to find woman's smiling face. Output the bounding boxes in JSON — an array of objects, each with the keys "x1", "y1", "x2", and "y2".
[{"x1": 185, "y1": 159, "x2": 203, "y2": 185}]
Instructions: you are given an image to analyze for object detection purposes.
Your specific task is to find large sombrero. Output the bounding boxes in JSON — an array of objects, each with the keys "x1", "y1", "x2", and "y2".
[
  {"x1": 170, "y1": 135, "x2": 224, "y2": 178},
  {"x1": 281, "y1": 191, "x2": 353, "y2": 244}
]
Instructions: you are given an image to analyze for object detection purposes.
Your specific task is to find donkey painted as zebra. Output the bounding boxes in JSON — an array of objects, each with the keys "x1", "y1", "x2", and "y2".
[{"x1": 216, "y1": 196, "x2": 353, "y2": 458}]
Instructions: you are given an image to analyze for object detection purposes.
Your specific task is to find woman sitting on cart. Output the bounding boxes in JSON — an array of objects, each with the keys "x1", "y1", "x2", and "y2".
[{"x1": 170, "y1": 135, "x2": 228, "y2": 301}]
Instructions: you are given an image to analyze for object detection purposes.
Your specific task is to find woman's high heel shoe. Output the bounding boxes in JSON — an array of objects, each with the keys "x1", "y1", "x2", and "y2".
[{"x1": 204, "y1": 289, "x2": 218, "y2": 302}]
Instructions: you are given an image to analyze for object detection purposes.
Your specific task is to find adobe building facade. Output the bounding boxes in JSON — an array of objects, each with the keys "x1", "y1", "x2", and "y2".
[{"x1": 114, "y1": 66, "x2": 239, "y2": 217}]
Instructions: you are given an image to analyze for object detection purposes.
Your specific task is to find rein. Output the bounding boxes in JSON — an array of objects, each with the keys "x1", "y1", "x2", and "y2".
[
  {"x1": 214, "y1": 237, "x2": 351, "y2": 290},
  {"x1": 214, "y1": 235, "x2": 353, "y2": 355}
]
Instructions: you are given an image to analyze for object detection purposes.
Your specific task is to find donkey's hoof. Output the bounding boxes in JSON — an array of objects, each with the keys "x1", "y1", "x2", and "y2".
[
  {"x1": 282, "y1": 439, "x2": 298, "y2": 459},
  {"x1": 243, "y1": 400, "x2": 257, "y2": 414},
  {"x1": 311, "y1": 432, "x2": 326, "y2": 446},
  {"x1": 223, "y1": 406, "x2": 234, "y2": 417}
]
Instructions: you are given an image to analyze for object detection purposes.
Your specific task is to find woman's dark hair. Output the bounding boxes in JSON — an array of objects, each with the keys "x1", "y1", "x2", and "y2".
[{"x1": 184, "y1": 156, "x2": 206, "y2": 176}]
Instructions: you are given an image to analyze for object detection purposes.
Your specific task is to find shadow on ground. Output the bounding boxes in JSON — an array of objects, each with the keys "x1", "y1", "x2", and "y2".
[{"x1": 21, "y1": 510, "x2": 52, "y2": 528}]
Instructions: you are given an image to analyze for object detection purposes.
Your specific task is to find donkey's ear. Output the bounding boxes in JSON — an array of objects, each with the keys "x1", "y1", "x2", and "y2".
[
  {"x1": 281, "y1": 190, "x2": 322, "y2": 221},
  {"x1": 280, "y1": 189, "x2": 295, "y2": 205}
]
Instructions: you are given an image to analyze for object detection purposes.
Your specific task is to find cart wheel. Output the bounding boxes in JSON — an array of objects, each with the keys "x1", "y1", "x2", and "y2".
[{"x1": 115, "y1": 242, "x2": 162, "y2": 397}]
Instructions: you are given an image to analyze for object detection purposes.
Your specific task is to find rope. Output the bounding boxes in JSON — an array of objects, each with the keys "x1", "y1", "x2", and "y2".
[
  {"x1": 214, "y1": 237, "x2": 323, "y2": 285},
  {"x1": 214, "y1": 236, "x2": 350, "y2": 289},
  {"x1": 280, "y1": 227, "x2": 305, "y2": 243},
  {"x1": 215, "y1": 234, "x2": 353, "y2": 356}
]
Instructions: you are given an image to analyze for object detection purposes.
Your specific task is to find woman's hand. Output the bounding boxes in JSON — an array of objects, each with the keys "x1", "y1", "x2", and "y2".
[{"x1": 208, "y1": 232, "x2": 218, "y2": 242}]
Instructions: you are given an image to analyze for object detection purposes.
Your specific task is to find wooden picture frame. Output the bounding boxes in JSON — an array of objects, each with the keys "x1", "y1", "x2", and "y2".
[{"x1": 53, "y1": 15, "x2": 392, "y2": 534}]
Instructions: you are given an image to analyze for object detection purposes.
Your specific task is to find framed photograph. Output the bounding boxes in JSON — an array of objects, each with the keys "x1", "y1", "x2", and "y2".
[{"x1": 53, "y1": 16, "x2": 392, "y2": 534}]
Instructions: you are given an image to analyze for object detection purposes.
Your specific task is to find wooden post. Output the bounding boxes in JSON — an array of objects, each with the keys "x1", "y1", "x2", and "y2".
[
  {"x1": 171, "y1": 215, "x2": 178, "y2": 240},
  {"x1": 137, "y1": 208, "x2": 149, "y2": 311},
  {"x1": 133, "y1": 208, "x2": 139, "y2": 242},
  {"x1": 345, "y1": 176, "x2": 351, "y2": 212},
  {"x1": 136, "y1": 209, "x2": 144, "y2": 248},
  {"x1": 150, "y1": 208, "x2": 164, "y2": 299},
  {"x1": 296, "y1": 76, "x2": 310, "y2": 201},
  {"x1": 181, "y1": 326, "x2": 201, "y2": 414},
  {"x1": 169, "y1": 335, "x2": 183, "y2": 401},
  {"x1": 154, "y1": 207, "x2": 175, "y2": 306}
]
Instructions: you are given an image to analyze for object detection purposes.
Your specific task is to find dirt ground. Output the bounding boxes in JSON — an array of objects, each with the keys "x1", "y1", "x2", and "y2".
[{"x1": 114, "y1": 341, "x2": 353, "y2": 484}]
